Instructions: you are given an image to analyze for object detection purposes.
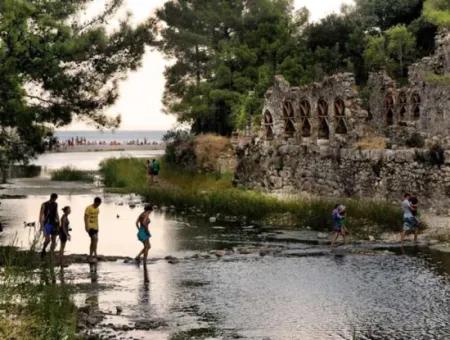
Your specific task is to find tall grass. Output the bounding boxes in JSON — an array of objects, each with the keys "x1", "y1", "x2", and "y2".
[
  {"x1": 0, "y1": 242, "x2": 77, "y2": 339},
  {"x1": 51, "y1": 166, "x2": 94, "y2": 182},
  {"x1": 100, "y1": 157, "x2": 403, "y2": 235}
]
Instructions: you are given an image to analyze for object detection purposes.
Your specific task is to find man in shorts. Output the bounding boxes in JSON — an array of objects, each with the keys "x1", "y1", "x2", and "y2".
[
  {"x1": 40, "y1": 193, "x2": 59, "y2": 258},
  {"x1": 85, "y1": 197, "x2": 102, "y2": 263}
]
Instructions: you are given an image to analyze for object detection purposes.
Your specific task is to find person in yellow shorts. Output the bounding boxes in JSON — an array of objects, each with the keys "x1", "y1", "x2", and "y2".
[{"x1": 85, "y1": 197, "x2": 102, "y2": 263}]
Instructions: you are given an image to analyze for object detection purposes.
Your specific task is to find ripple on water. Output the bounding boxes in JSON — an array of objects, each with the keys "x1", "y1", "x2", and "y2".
[{"x1": 65, "y1": 252, "x2": 450, "y2": 340}]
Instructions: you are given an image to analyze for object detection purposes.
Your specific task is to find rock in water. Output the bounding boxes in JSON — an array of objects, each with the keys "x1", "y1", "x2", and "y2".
[{"x1": 209, "y1": 216, "x2": 217, "y2": 223}]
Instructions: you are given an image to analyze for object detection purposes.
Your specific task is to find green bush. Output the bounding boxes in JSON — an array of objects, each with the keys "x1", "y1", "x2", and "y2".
[
  {"x1": 99, "y1": 158, "x2": 147, "y2": 189},
  {"x1": 51, "y1": 167, "x2": 94, "y2": 182}
]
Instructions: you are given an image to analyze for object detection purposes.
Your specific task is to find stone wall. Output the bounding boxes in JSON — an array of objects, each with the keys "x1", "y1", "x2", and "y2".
[{"x1": 236, "y1": 142, "x2": 450, "y2": 210}]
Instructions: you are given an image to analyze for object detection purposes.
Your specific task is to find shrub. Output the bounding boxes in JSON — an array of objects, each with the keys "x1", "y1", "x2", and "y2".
[
  {"x1": 51, "y1": 167, "x2": 94, "y2": 182},
  {"x1": 99, "y1": 158, "x2": 147, "y2": 189},
  {"x1": 163, "y1": 130, "x2": 196, "y2": 170},
  {"x1": 405, "y1": 133, "x2": 425, "y2": 148},
  {"x1": 414, "y1": 144, "x2": 445, "y2": 166}
]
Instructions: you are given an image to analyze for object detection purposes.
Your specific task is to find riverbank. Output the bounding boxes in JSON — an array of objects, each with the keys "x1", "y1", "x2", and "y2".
[
  {"x1": 49, "y1": 144, "x2": 165, "y2": 153},
  {"x1": 99, "y1": 158, "x2": 406, "y2": 239}
]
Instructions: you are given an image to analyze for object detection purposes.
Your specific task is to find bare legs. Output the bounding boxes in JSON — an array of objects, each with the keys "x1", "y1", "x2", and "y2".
[
  {"x1": 89, "y1": 235, "x2": 98, "y2": 262},
  {"x1": 331, "y1": 231, "x2": 346, "y2": 248},
  {"x1": 59, "y1": 241, "x2": 66, "y2": 265},
  {"x1": 135, "y1": 240, "x2": 151, "y2": 263},
  {"x1": 42, "y1": 234, "x2": 57, "y2": 258}
]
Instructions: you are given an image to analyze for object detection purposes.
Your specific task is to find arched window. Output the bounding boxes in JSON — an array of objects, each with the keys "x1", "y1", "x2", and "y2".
[
  {"x1": 411, "y1": 92, "x2": 421, "y2": 120},
  {"x1": 263, "y1": 110, "x2": 274, "y2": 140},
  {"x1": 283, "y1": 100, "x2": 296, "y2": 137},
  {"x1": 317, "y1": 99, "x2": 330, "y2": 139},
  {"x1": 384, "y1": 94, "x2": 394, "y2": 126},
  {"x1": 299, "y1": 99, "x2": 312, "y2": 137},
  {"x1": 398, "y1": 91, "x2": 407, "y2": 120},
  {"x1": 334, "y1": 98, "x2": 348, "y2": 134}
]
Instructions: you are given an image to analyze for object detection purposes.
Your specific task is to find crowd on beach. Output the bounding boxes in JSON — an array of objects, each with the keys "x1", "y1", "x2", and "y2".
[{"x1": 55, "y1": 136, "x2": 162, "y2": 150}]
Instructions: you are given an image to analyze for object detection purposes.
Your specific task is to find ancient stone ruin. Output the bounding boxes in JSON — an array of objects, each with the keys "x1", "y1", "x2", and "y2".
[{"x1": 235, "y1": 30, "x2": 450, "y2": 211}]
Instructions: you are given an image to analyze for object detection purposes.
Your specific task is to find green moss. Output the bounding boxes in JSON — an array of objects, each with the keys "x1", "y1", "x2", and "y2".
[{"x1": 424, "y1": 72, "x2": 450, "y2": 86}]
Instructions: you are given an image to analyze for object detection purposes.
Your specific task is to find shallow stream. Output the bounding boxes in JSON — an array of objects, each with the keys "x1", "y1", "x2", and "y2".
[{"x1": 0, "y1": 151, "x2": 449, "y2": 339}]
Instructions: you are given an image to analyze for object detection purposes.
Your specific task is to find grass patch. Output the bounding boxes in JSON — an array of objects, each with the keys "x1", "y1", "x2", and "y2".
[
  {"x1": 51, "y1": 166, "x2": 94, "y2": 182},
  {"x1": 100, "y1": 158, "x2": 403, "y2": 236}
]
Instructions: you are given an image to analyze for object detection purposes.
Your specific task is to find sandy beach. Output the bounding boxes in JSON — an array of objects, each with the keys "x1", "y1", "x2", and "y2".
[{"x1": 49, "y1": 143, "x2": 165, "y2": 153}]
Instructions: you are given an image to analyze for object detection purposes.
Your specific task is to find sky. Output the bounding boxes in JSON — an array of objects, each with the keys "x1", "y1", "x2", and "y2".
[{"x1": 64, "y1": 0, "x2": 354, "y2": 131}]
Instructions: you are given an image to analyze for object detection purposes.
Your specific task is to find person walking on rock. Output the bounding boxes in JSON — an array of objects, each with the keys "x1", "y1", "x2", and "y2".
[
  {"x1": 401, "y1": 193, "x2": 419, "y2": 245},
  {"x1": 331, "y1": 204, "x2": 347, "y2": 248},
  {"x1": 85, "y1": 197, "x2": 102, "y2": 263},
  {"x1": 39, "y1": 193, "x2": 59, "y2": 258},
  {"x1": 135, "y1": 204, "x2": 152, "y2": 264}
]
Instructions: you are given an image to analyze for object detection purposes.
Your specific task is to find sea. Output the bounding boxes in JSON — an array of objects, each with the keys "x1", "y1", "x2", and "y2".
[{"x1": 55, "y1": 130, "x2": 166, "y2": 143}]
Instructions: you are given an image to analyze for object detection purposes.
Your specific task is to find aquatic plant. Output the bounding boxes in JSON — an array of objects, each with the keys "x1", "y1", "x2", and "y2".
[
  {"x1": 0, "y1": 239, "x2": 77, "y2": 339},
  {"x1": 51, "y1": 166, "x2": 94, "y2": 182},
  {"x1": 101, "y1": 158, "x2": 404, "y2": 235}
]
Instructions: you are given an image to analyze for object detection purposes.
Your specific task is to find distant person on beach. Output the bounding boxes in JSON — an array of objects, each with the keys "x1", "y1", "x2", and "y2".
[
  {"x1": 39, "y1": 193, "x2": 59, "y2": 258},
  {"x1": 152, "y1": 159, "x2": 160, "y2": 183},
  {"x1": 146, "y1": 159, "x2": 154, "y2": 183},
  {"x1": 331, "y1": 204, "x2": 347, "y2": 248},
  {"x1": 401, "y1": 194, "x2": 419, "y2": 244},
  {"x1": 85, "y1": 197, "x2": 102, "y2": 263},
  {"x1": 135, "y1": 204, "x2": 152, "y2": 264},
  {"x1": 59, "y1": 206, "x2": 71, "y2": 265}
]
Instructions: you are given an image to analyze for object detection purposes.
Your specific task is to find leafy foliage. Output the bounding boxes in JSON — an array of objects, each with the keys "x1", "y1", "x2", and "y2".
[{"x1": 424, "y1": 0, "x2": 450, "y2": 27}]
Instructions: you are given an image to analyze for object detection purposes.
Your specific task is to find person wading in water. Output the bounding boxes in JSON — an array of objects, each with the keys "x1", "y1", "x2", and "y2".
[
  {"x1": 85, "y1": 197, "x2": 102, "y2": 263},
  {"x1": 135, "y1": 204, "x2": 152, "y2": 264},
  {"x1": 59, "y1": 206, "x2": 71, "y2": 266},
  {"x1": 39, "y1": 193, "x2": 59, "y2": 258}
]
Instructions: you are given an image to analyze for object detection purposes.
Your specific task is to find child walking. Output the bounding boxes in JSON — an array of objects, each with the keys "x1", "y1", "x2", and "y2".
[
  {"x1": 331, "y1": 204, "x2": 347, "y2": 248},
  {"x1": 59, "y1": 206, "x2": 71, "y2": 265}
]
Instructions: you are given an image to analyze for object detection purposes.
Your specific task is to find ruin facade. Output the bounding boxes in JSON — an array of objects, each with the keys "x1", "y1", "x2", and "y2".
[{"x1": 235, "y1": 30, "x2": 450, "y2": 211}]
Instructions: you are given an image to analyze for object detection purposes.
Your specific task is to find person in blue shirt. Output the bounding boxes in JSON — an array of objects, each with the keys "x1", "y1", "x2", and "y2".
[{"x1": 331, "y1": 204, "x2": 347, "y2": 248}]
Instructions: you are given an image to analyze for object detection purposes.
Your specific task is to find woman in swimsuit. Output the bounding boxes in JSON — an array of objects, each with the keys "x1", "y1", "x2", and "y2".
[{"x1": 135, "y1": 204, "x2": 152, "y2": 264}]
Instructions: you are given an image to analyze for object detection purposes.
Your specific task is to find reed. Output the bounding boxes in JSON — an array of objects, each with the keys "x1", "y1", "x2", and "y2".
[{"x1": 51, "y1": 166, "x2": 94, "y2": 182}]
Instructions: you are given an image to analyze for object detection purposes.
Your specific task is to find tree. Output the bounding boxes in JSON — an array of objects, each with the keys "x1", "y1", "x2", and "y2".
[
  {"x1": 364, "y1": 35, "x2": 387, "y2": 71},
  {"x1": 386, "y1": 25, "x2": 416, "y2": 78},
  {"x1": 0, "y1": 0, "x2": 154, "y2": 166},
  {"x1": 157, "y1": 0, "x2": 307, "y2": 135},
  {"x1": 423, "y1": 0, "x2": 450, "y2": 27},
  {"x1": 356, "y1": 0, "x2": 424, "y2": 29}
]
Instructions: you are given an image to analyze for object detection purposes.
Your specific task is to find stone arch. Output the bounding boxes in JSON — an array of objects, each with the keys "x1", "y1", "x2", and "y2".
[
  {"x1": 283, "y1": 100, "x2": 296, "y2": 137},
  {"x1": 317, "y1": 99, "x2": 330, "y2": 139},
  {"x1": 299, "y1": 99, "x2": 312, "y2": 137},
  {"x1": 384, "y1": 94, "x2": 394, "y2": 126},
  {"x1": 411, "y1": 92, "x2": 421, "y2": 120},
  {"x1": 334, "y1": 98, "x2": 348, "y2": 134},
  {"x1": 263, "y1": 110, "x2": 274, "y2": 140},
  {"x1": 398, "y1": 91, "x2": 407, "y2": 120}
]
